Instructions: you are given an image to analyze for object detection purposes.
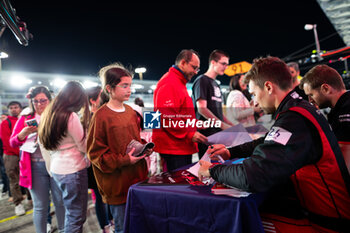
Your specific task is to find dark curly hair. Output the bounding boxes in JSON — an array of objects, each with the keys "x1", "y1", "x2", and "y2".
[{"x1": 25, "y1": 85, "x2": 52, "y2": 116}]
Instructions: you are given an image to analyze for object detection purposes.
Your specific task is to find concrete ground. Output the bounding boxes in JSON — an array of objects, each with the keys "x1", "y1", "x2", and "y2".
[
  {"x1": 0, "y1": 153, "x2": 199, "y2": 233},
  {"x1": 0, "y1": 191, "x2": 102, "y2": 233}
]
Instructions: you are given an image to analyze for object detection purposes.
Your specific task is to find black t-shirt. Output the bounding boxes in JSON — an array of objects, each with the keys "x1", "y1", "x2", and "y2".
[
  {"x1": 192, "y1": 75, "x2": 224, "y2": 121},
  {"x1": 328, "y1": 91, "x2": 350, "y2": 142},
  {"x1": 192, "y1": 75, "x2": 223, "y2": 135}
]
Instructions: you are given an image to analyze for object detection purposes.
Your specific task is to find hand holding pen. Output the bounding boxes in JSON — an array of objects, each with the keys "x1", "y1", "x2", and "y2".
[{"x1": 206, "y1": 144, "x2": 231, "y2": 162}]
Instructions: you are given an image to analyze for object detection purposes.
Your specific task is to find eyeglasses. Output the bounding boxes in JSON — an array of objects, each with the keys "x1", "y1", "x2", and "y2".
[
  {"x1": 188, "y1": 62, "x2": 200, "y2": 72},
  {"x1": 32, "y1": 99, "x2": 48, "y2": 105},
  {"x1": 116, "y1": 84, "x2": 132, "y2": 89},
  {"x1": 217, "y1": 61, "x2": 229, "y2": 66}
]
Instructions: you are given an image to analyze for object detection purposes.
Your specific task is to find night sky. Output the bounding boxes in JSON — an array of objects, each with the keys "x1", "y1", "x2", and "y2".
[{"x1": 0, "y1": 1, "x2": 345, "y2": 85}]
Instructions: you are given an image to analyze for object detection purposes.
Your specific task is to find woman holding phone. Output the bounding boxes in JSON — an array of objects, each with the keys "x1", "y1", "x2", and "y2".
[{"x1": 10, "y1": 85, "x2": 65, "y2": 233}]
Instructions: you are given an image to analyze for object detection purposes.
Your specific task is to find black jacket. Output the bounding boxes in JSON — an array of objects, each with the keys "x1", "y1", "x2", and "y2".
[
  {"x1": 210, "y1": 91, "x2": 330, "y2": 192},
  {"x1": 327, "y1": 91, "x2": 350, "y2": 142}
]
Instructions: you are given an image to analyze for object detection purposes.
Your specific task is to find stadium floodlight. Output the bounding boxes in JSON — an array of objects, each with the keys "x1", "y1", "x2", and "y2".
[
  {"x1": 0, "y1": 51, "x2": 8, "y2": 70},
  {"x1": 10, "y1": 74, "x2": 32, "y2": 88},
  {"x1": 131, "y1": 84, "x2": 144, "y2": 89},
  {"x1": 304, "y1": 24, "x2": 314, "y2": 30},
  {"x1": 135, "y1": 67, "x2": 146, "y2": 80},
  {"x1": 304, "y1": 24, "x2": 322, "y2": 61},
  {"x1": 83, "y1": 80, "x2": 98, "y2": 89},
  {"x1": 0, "y1": 51, "x2": 8, "y2": 58},
  {"x1": 53, "y1": 78, "x2": 67, "y2": 89}
]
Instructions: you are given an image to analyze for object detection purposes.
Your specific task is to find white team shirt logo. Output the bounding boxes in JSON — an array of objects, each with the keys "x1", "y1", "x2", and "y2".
[
  {"x1": 214, "y1": 86, "x2": 221, "y2": 97},
  {"x1": 265, "y1": 126, "x2": 292, "y2": 145}
]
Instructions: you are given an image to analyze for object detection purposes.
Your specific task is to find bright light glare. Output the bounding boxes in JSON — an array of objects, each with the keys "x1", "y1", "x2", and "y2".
[
  {"x1": 304, "y1": 24, "x2": 314, "y2": 30},
  {"x1": 150, "y1": 84, "x2": 157, "y2": 90},
  {"x1": 83, "y1": 80, "x2": 98, "y2": 89},
  {"x1": 0, "y1": 52, "x2": 8, "y2": 58},
  {"x1": 144, "y1": 102, "x2": 153, "y2": 108},
  {"x1": 53, "y1": 78, "x2": 67, "y2": 88},
  {"x1": 135, "y1": 67, "x2": 146, "y2": 73},
  {"x1": 11, "y1": 74, "x2": 32, "y2": 88},
  {"x1": 131, "y1": 84, "x2": 144, "y2": 89}
]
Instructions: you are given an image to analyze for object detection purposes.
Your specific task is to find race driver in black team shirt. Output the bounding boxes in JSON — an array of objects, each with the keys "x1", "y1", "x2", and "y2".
[{"x1": 199, "y1": 56, "x2": 350, "y2": 233}]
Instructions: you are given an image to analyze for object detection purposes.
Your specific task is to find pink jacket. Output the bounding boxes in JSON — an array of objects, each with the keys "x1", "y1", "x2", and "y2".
[{"x1": 9, "y1": 115, "x2": 35, "y2": 189}]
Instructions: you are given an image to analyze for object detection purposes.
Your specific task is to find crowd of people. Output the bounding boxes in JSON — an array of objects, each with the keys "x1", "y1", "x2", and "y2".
[{"x1": 0, "y1": 49, "x2": 349, "y2": 233}]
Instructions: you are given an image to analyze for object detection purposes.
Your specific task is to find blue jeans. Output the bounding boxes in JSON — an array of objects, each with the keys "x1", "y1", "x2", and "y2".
[
  {"x1": 108, "y1": 203, "x2": 126, "y2": 233},
  {"x1": 52, "y1": 168, "x2": 88, "y2": 233},
  {"x1": 30, "y1": 161, "x2": 65, "y2": 233}
]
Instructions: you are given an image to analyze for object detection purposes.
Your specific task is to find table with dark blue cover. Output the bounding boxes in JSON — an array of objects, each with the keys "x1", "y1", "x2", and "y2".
[{"x1": 124, "y1": 182, "x2": 266, "y2": 233}]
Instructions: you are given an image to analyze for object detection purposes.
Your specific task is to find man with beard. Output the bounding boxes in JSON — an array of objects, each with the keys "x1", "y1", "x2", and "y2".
[{"x1": 301, "y1": 64, "x2": 350, "y2": 173}]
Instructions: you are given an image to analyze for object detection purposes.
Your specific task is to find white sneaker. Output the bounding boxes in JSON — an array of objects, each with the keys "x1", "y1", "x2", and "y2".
[
  {"x1": 102, "y1": 224, "x2": 114, "y2": 233},
  {"x1": 46, "y1": 223, "x2": 51, "y2": 233},
  {"x1": 0, "y1": 192, "x2": 7, "y2": 200},
  {"x1": 102, "y1": 224, "x2": 108, "y2": 233},
  {"x1": 15, "y1": 203, "x2": 26, "y2": 216},
  {"x1": 109, "y1": 223, "x2": 115, "y2": 233}
]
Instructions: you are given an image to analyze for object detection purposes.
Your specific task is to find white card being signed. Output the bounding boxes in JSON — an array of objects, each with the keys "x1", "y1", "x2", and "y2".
[{"x1": 187, "y1": 152, "x2": 214, "y2": 185}]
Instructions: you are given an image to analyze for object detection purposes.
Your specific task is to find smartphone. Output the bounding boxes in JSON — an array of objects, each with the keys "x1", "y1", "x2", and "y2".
[{"x1": 25, "y1": 119, "x2": 38, "y2": 127}]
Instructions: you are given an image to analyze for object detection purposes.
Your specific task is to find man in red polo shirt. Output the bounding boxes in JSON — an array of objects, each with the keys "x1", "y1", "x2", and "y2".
[{"x1": 153, "y1": 49, "x2": 207, "y2": 171}]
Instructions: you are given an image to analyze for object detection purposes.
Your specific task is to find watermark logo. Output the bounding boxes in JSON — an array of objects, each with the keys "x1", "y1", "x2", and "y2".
[
  {"x1": 143, "y1": 110, "x2": 161, "y2": 129},
  {"x1": 143, "y1": 109, "x2": 222, "y2": 130}
]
